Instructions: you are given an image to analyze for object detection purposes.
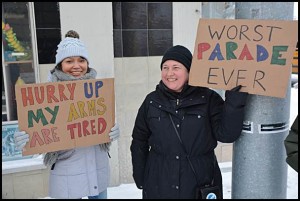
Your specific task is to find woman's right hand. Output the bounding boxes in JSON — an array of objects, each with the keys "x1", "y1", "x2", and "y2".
[{"x1": 14, "y1": 131, "x2": 29, "y2": 150}]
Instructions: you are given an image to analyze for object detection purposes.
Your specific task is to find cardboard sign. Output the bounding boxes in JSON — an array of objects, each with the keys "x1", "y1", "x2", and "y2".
[
  {"x1": 189, "y1": 19, "x2": 298, "y2": 98},
  {"x1": 15, "y1": 78, "x2": 115, "y2": 156}
]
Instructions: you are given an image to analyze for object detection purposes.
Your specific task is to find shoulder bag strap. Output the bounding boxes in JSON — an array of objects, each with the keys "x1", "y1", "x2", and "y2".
[{"x1": 169, "y1": 113, "x2": 216, "y2": 186}]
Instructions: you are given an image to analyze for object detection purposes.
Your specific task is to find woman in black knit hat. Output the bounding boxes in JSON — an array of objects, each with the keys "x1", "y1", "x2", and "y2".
[{"x1": 130, "y1": 45, "x2": 248, "y2": 199}]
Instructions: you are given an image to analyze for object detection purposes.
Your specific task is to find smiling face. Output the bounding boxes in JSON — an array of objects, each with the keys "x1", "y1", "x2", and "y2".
[
  {"x1": 161, "y1": 60, "x2": 189, "y2": 93},
  {"x1": 61, "y1": 56, "x2": 88, "y2": 77}
]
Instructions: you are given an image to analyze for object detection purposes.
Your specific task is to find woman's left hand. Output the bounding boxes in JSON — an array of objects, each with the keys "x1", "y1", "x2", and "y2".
[{"x1": 109, "y1": 123, "x2": 120, "y2": 141}]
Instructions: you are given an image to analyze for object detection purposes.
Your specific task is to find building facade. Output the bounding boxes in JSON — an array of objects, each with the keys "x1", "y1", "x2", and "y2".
[{"x1": 2, "y1": 2, "x2": 246, "y2": 198}]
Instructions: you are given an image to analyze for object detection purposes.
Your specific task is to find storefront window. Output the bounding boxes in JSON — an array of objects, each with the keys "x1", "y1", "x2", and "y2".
[
  {"x1": 2, "y1": 2, "x2": 37, "y2": 122},
  {"x1": 2, "y1": 2, "x2": 38, "y2": 161},
  {"x1": 2, "y1": 2, "x2": 61, "y2": 162}
]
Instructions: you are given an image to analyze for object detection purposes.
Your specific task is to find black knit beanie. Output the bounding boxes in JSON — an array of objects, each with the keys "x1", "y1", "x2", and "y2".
[{"x1": 160, "y1": 45, "x2": 193, "y2": 72}]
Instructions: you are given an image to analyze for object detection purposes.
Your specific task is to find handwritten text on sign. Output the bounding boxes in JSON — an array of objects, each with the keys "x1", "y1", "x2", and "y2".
[
  {"x1": 189, "y1": 19, "x2": 298, "y2": 98},
  {"x1": 15, "y1": 78, "x2": 115, "y2": 156}
]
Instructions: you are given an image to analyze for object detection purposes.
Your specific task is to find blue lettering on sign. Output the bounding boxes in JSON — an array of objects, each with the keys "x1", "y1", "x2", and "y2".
[{"x1": 84, "y1": 81, "x2": 103, "y2": 98}]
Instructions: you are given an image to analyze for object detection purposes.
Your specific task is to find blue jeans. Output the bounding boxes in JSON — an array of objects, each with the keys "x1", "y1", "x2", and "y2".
[{"x1": 88, "y1": 189, "x2": 107, "y2": 199}]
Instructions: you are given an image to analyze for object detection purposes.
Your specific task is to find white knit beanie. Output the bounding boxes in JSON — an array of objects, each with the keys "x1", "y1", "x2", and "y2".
[{"x1": 55, "y1": 37, "x2": 89, "y2": 65}]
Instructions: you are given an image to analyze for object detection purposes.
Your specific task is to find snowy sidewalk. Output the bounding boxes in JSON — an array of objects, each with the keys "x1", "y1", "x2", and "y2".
[
  {"x1": 42, "y1": 162, "x2": 298, "y2": 199},
  {"x1": 105, "y1": 163, "x2": 298, "y2": 199}
]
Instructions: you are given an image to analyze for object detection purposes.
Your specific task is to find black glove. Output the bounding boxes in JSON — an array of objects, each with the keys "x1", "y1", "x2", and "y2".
[
  {"x1": 226, "y1": 85, "x2": 248, "y2": 105},
  {"x1": 230, "y1": 85, "x2": 242, "y2": 92}
]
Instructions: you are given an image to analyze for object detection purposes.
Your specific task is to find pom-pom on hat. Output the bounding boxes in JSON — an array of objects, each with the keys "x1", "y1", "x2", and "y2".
[
  {"x1": 55, "y1": 30, "x2": 89, "y2": 65},
  {"x1": 160, "y1": 45, "x2": 193, "y2": 72}
]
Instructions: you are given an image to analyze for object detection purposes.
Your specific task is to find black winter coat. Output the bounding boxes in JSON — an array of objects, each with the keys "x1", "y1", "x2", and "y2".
[
  {"x1": 130, "y1": 81, "x2": 248, "y2": 199},
  {"x1": 284, "y1": 115, "x2": 298, "y2": 172}
]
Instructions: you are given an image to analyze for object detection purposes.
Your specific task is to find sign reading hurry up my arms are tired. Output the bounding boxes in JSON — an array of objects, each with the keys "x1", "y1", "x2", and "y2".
[
  {"x1": 15, "y1": 78, "x2": 115, "y2": 156},
  {"x1": 189, "y1": 19, "x2": 298, "y2": 98}
]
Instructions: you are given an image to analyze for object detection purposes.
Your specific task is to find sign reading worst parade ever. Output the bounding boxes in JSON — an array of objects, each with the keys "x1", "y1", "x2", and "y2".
[
  {"x1": 189, "y1": 19, "x2": 298, "y2": 98},
  {"x1": 15, "y1": 78, "x2": 115, "y2": 156}
]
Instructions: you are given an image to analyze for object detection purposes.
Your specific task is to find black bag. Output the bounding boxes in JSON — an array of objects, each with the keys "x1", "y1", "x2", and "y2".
[{"x1": 196, "y1": 185, "x2": 221, "y2": 199}]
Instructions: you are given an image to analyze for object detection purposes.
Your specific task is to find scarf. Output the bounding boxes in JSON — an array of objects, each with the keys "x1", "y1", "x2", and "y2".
[{"x1": 43, "y1": 68, "x2": 111, "y2": 167}]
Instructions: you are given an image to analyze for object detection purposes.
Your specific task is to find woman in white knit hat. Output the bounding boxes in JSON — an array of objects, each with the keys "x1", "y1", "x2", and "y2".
[{"x1": 14, "y1": 30, "x2": 120, "y2": 199}]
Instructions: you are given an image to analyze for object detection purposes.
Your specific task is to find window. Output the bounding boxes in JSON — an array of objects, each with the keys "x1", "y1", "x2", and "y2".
[{"x1": 34, "y1": 2, "x2": 61, "y2": 64}]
